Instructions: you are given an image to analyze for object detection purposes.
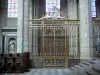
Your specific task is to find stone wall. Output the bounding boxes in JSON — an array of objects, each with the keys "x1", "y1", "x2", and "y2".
[{"x1": 7, "y1": 18, "x2": 17, "y2": 27}]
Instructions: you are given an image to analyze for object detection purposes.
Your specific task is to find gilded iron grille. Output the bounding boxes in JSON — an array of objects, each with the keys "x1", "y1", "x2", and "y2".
[{"x1": 29, "y1": 19, "x2": 80, "y2": 67}]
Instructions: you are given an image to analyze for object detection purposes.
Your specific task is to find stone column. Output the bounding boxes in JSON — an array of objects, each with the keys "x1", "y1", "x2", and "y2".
[
  {"x1": 67, "y1": 0, "x2": 78, "y2": 57},
  {"x1": 67, "y1": 0, "x2": 78, "y2": 19},
  {"x1": 79, "y1": 0, "x2": 93, "y2": 61},
  {"x1": 17, "y1": 0, "x2": 24, "y2": 53},
  {"x1": 33, "y1": 0, "x2": 39, "y2": 19},
  {"x1": 17, "y1": 0, "x2": 30, "y2": 53},
  {"x1": 32, "y1": 0, "x2": 39, "y2": 56},
  {"x1": 23, "y1": 0, "x2": 30, "y2": 52},
  {"x1": 29, "y1": 0, "x2": 33, "y2": 56},
  {"x1": 35, "y1": 0, "x2": 39, "y2": 55}
]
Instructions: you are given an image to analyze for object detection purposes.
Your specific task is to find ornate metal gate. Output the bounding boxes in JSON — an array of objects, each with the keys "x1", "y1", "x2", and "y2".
[{"x1": 29, "y1": 19, "x2": 80, "y2": 67}]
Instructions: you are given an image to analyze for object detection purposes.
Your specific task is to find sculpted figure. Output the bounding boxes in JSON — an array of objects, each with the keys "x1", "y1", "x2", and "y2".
[{"x1": 8, "y1": 38, "x2": 16, "y2": 53}]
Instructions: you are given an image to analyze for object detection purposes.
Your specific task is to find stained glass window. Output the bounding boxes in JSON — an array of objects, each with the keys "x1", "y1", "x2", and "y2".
[
  {"x1": 91, "y1": 0, "x2": 96, "y2": 17},
  {"x1": 46, "y1": 0, "x2": 60, "y2": 17},
  {"x1": 8, "y1": 0, "x2": 18, "y2": 18}
]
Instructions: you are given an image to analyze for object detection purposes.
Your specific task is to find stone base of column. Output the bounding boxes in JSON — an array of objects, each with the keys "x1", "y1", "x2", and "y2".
[
  {"x1": 68, "y1": 59, "x2": 80, "y2": 67},
  {"x1": 29, "y1": 58, "x2": 43, "y2": 68}
]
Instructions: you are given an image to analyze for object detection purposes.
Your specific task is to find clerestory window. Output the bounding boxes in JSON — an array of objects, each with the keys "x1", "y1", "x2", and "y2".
[
  {"x1": 8, "y1": 0, "x2": 18, "y2": 18},
  {"x1": 91, "y1": 0, "x2": 96, "y2": 17},
  {"x1": 7, "y1": 0, "x2": 96, "y2": 18},
  {"x1": 46, "y1": 0, "x2": 60, "y2": 17}
]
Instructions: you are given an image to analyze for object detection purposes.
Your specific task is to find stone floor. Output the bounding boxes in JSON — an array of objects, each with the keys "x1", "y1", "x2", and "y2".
[
  {"x1": 2, "y1": 68, "x2": 71, "y2": 75},
  {"x1": 2, "y1": 58, "x2": 100, "y2": 75}
]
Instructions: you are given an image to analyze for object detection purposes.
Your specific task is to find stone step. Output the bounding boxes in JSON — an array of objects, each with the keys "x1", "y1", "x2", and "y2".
[
  {"x1": 78, "y1": 63, "x2": 96, "y2": 75},
  {"x1": 92, "y1": 67, "x2": 100, "y2": 73},
  {"x1": 79, "y1": 63, "x2": 92, "y2": 68},
  {"x1": 78, "y1": 64, "x2": 100, "y2": 75},
  {"x1": 69, "y1": 67, "x2": 79, "y2": 75},
  {"x1": 69, "y1": 67, "x2": 78, "y2": 71},
  {"x1": 89, "y1": 61, "x2": 96, "y2": 64},
  {"x1": 92, "y1": 65, "x2": 100, "y2": 73},
  {"x1": 78, "y1": 63, "x2": 88, "y2": 67},
  {"x1": 85, "y1": 68, "x2": 100, "y2": 75},
  {"x1": 74, "y1": 65, "x2": 83, "y2": 69},
  {"x1": 73, "y1": 65, "x2": 88, "y2": 75},
  {"x1": 82, "y1": 62, "x2": 92, "y2": 66}
]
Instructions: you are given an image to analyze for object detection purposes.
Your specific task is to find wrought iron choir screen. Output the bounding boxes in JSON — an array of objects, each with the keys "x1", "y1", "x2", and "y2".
[{"x1": 29, "y1": 19, "x2": 80, "y2": 67}]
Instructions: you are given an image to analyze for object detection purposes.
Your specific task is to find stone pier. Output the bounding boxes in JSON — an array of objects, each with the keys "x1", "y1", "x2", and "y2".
[
  {"x1": 17, "y1": 0, "x2": 30, "y2": 53},
  {"x1": 79, "y1": 0, "x2": 93, "y2": 61}
]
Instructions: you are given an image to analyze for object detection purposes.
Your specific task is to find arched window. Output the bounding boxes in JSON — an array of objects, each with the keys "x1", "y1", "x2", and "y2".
[
  {"x1": 91, "y1": 0, "x2": 96, "y2": 17},
  {"x1": 46, "y1": 0, "x2": 60, "y2": 17},
  {"x1": 8, "y1": 0, "x2": 18, "y2": 18}
]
